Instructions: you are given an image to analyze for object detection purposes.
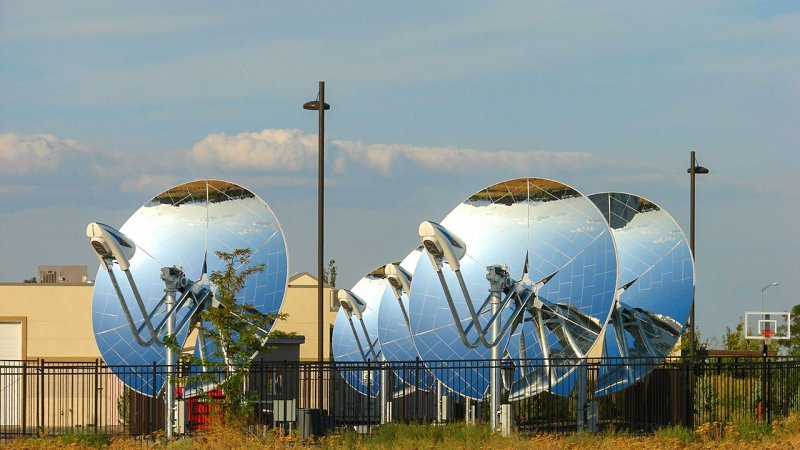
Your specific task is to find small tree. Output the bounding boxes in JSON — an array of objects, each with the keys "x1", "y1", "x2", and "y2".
[
  {"x1": 323, "y1": 258, "x2": 337, "y2": 287},
  {"x1": 679, "y1": 327, "x2": 708, "y2": 354},
  {"x1": 779, "y1": 304, "x2": 800, "y2": 356},
  {"x1": 184, "y1": 248, "x2": 289, "y2": 428},
  {"x1": 722, "y1": 321, "x2": 761, "y2": 352}
]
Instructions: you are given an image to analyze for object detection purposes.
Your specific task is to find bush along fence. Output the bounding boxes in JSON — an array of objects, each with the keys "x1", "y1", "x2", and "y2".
[{"x1": 1, "y1": 356, "x2": 800, "y2": 441}]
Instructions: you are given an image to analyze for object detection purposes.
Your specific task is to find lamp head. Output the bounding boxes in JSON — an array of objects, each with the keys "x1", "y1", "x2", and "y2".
[
  {"x1": 687, "y1": 166, "x2": 709, "y2": 174},
  {"x1": 303, "y1": 101, "x2": 331, "y2": 111}
]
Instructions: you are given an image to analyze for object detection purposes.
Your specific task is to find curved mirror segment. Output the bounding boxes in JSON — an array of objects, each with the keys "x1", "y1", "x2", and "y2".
[
  {"x1": 589, "y1": 192, "x2": 693, "y2": 395},
  {"x1": 375, "y1": 249, "x2": 436, "y2": 393}
]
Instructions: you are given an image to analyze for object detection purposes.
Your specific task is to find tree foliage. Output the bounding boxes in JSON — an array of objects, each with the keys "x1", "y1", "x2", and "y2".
[
  {"x1": 178, "y1": 248, "x2": 290, "y2": 427},
  {"x1": 722, "y1": 317, "x2": 783, "y2": 354},
  {"x1": 679, "y1": 327, "x2": 709, "y2": 353},
  {"x1": 779, "y1": 304, "x2": 800, "y2": 356},
  {"x1": 722, "y1": 321, "x2": 762, "y2": 352},
  {"x1": 323, "y1": 258, "x2": 337, "y2": 287},
  {"x1": 201, "y1": 248, "x2": 286, "y2": 366}
]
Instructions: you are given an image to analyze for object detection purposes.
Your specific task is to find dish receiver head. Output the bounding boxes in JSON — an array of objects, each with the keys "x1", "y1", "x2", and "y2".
[
  {"x1": 86, "y1": 222, "x2": 137, "y2": 271},
  {"x1": 418, "y1": 220, "x2": 466, "y2": 271},
  {"x1": 338, "y1": 289, "x2": 367, "y2": 320},
  {"x1": 384, "y1": 263, "x2": 412, "y2": 297}
]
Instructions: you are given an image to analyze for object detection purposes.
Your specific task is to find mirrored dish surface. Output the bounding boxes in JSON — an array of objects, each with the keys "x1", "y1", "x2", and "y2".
[
  {"x1": 375, "y1": 248, "x2": 436, "y2": 392},
  {"x1": 92, "y1": 180, "x2": 288, "y2": 395},
  {"x1": 376, "y1": 249, "x2": 422, "y2": 364},
  {"x1": 332, "y1": 266, "x2": 387, "y2": 397},
  {"x1": 409, "y1": 178, "x2": 617, "y2": 400},
  {"x1": 589, "y1": 192, "x2": 693, "y2": 395}
]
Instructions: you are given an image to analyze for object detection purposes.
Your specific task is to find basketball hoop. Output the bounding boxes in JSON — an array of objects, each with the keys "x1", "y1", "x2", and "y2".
[{"x1": 763, "y1": 330, "x2": 774, "y2": 345}]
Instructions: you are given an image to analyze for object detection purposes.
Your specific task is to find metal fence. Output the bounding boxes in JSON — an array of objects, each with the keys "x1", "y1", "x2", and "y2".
[{"x1": 2, "y1": 356, "x2": 800, "y2": 441}]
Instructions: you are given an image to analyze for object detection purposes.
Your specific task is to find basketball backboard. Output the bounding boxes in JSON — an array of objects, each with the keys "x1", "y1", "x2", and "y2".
[{"x1": 744, "y1": 312, "x2": 791, "y2": 342}]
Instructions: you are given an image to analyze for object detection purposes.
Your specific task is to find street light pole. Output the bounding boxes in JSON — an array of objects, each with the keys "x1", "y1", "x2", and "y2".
[
  {"x1": 760, "y1": 282, "x2": 779, "y2": 312},
  {"x1": 304, "y1": 81, "x2": 330, "y2": 410},
  {"x1": 687, "y1": 151, "x2": 709, "y2": 358}
]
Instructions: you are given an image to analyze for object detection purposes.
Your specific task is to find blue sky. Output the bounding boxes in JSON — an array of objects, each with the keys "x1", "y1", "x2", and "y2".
[{"x1": 1, "y1": 1, "x2": 798, "y2": 342}]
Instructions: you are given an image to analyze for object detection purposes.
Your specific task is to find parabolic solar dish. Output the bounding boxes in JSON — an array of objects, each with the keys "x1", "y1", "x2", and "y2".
[
  {"x1": 409, "y1": 178, "x2": 617, "y2": 400},
  {"x1": 589, "y1": 192, "x2": 693, "y2": 395},
  {"x1": 332, "y1": 265, "x2": 388, "y2": 397},
  {"x1": 91, "y1": 180, "x2": 288, "y2": 395},
  {"x1": 375, "y1": 248, "x2": 435, "y2": 392}
]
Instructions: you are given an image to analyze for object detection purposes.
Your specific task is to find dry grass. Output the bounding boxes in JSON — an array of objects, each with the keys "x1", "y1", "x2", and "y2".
[{"x1": 8, "y1": 416, "x2": 800, "y2": 450}]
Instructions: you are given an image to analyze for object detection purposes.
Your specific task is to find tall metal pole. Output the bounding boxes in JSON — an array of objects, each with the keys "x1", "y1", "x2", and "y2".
[
  {"x1": 689, "y1": 151, "x2": 696, "y2": 359},
  {"x1": 304, "y1": 82, "x2": 329, "y2": 411},
  {"x1": 761, "y1": 282, "x2": 779, "y2": 312},
  {"x1": 316, "y1": 81, "x2": 326, "y2": 413},
  {"x1": 687, "y1": 150, "x2": 708, "y2": 356},
  {"x1": 317, "y1": 81, "x2": 325, "y2": 367}
]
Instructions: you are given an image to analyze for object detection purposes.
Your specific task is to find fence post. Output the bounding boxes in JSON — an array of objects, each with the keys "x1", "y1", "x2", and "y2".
[
  {"x1": 94, "y1": 359, "x2": 99, "y2": 432},
  {"x1": 21, "y1": 360, "x2": 28, "y2": 435},
  {"x1": 39, "y1": 359, "x2": 44, "y2": 432},
  {"x1": 684, "y1": 357, "x2": 694, "y2": 429},
  {"x1": 151, "y1": 362, "x2": 157, "y2": 434},
  {"x1": 761, "y1": 345, "x2": 769, "y2": 423},
  {"x1": 380, "y1": 360, "x2": 388, "y2": 425},
  {"x1": 576, "y1": 359, "x2": 587, "y2": 432},
  {"x1": 366, "y1": 358, "x2": 372, "y2": 434},
  {"x1": 415, "y1": 357, "x2": 422, "y2": 421}
]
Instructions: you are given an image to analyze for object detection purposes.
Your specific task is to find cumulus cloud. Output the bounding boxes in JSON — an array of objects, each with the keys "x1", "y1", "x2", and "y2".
[
  {"x1": 331, "y1": 140, "x2": 613, "y2": 176},
  {"x1": 191, "y1": 129, "x2": 319, "y2": 171},
  {"x1": 0, "y1": 132, "x2": 90, "y2": 174}
]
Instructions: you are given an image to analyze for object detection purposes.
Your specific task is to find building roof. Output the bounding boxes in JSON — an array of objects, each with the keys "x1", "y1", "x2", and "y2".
[{"x1": 288, "y1": 271, "x2": 332, "y2": 289}]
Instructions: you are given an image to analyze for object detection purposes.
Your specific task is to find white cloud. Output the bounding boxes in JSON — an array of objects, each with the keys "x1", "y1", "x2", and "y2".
[
  {"x1": 0, "y1": 132, "x2": 89, "y2": 174},
  {"x1": 332, "y1": 140, "x2": 619, "y2": 176},
  {"x1": 119, "y1": 174, "x2": 181, "y2": 194},
  {"x1": 191, "y1": 129, "x2": 318, "y2": 172}
]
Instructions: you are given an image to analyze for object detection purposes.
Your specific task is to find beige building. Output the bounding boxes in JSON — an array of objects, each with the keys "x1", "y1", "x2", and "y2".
[
  {"x1": 273, "y1": 272, "x2": 339, "y2": 362},
  {"x1": 0, "y1": 273, "x2": 339, "y2": 430},
  {"x1": 0, "y1": 273, "x2": 338, "y2": 363},
  {"x1": 0, "y1": 283, "x2": 98, "y2": 361}
]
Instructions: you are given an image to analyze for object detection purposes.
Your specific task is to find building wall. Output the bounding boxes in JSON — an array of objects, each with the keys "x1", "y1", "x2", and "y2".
[
  {"x1": 0, "y1": 273, "x2": 339, "y2": 362},
  {"x1": 273, "y1": 272, "x2": 340, "y2": 362},
  {"x1": 0, "y1": 284, "x2": 98, "y2": 361}
]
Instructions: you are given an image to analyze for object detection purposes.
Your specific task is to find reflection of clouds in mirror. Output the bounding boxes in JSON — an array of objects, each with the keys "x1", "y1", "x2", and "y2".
[{"x1": 91, "y1": 180, "x2": 287, "y2": 396}]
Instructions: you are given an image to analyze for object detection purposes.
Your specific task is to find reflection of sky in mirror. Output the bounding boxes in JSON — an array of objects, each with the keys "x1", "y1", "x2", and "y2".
[
  {"x1": 375, "y1": 249, "x2": 435, "y2": 391},
  {"x1": 409, "y1": 178, "x2": 616, "y2": 399},
  {"x1": 332, "y1": 269, "x2": 385, "y2": 397},
  {"x1": 377, "y1": 249, "x2": 421, "y2": 362},
  {"x1": 591, "y1": 193, "x2": 693, "y2": 395},
  {"x1": 92, "y1": 180, "x2": 288, "y2": 395}
]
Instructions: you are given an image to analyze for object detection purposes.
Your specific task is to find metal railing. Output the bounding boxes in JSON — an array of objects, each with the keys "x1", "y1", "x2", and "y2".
[{"x1": 2, "y1": 356, "x2": 799, "y2": 441}]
